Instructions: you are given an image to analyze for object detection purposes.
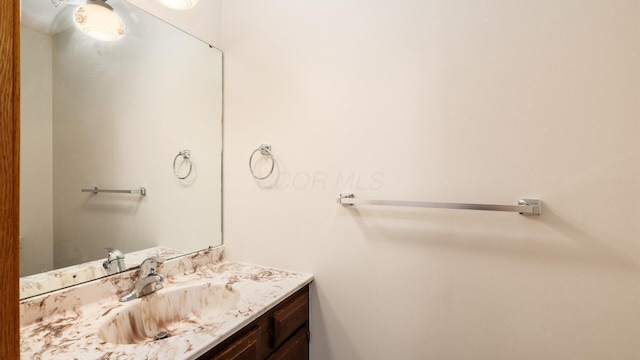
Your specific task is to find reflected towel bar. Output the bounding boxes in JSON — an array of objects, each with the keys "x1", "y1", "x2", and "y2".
[
  {"x1": 337, "y1": 193, "x2": 541, "y2": 215},
  {"x1": 82, "y1": 186, "x2": 147, "y2": 196}
]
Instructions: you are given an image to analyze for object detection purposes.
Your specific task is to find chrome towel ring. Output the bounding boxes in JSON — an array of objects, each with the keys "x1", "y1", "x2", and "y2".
[
  {"x1": 249, "y1": 144, "x2": 275, "y2": 180},
  {"x1": 173, "y1": 149, "x2": 193, "y2": 179}
]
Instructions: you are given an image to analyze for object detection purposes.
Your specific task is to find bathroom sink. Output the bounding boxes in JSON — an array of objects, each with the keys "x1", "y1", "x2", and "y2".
[{"x1": 99, "y1": 283, "x2": 240, "y2": 344}]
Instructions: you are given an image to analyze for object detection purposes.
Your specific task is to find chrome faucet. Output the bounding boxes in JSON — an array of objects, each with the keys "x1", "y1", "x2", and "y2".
[
  {"x1": 103, "y1": 248, "x2": 126, "y2": 274},
  {"x1": 119, "y1": 257, "x2": 165, "y2": 302}
]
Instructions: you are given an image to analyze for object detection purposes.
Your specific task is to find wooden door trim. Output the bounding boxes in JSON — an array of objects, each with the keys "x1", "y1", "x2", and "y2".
[{"x1": 0, "y1": 0, "x2": 20, "y2": 359}]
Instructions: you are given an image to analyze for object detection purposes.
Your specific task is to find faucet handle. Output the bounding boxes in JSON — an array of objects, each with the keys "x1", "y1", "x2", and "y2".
[
  {"x1": 140, "y1": 257, "x2": 165, "y2": 275},
  {"x1": 103, "y1": 248, "x2": 126, "y2": 273},
  {"x1": 104, "y1": 248, "x2": 124, "y2": 260}
]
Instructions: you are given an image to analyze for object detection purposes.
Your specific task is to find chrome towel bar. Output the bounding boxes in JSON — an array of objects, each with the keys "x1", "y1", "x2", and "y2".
[
  {"x1": 82, "y1": 186, "x2": 147, "y2": 196},
  {"x1": 338, "y1": 193, "x2": 541, "y2": 215}
]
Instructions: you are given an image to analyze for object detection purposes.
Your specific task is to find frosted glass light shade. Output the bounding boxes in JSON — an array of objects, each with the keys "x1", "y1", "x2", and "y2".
[
  {"x1": 73, "y1": 1, "x2": 125, "y2": 41},
  {"x1": 156, "y1": 0, "x2": 199, "y2": 10}
]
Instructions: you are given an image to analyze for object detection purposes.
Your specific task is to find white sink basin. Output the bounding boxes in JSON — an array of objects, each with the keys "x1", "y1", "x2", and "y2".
[{"x1": 99, "y1": 283, "x2": 240, "y2": 344}]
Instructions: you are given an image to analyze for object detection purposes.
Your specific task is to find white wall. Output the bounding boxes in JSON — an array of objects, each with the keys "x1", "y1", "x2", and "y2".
[
  {"x1": 126, "y1": 0, "x2": 223, "y2": 47},
  {"x1": 220, "y1": 1, "x2": 640, "y2": 359},
  {"x1": 51, "y1": 6, "x2": 222, "y2": 268},
  {"x1": 20, "y1": 26, "x2": 54, "y2": 276}
]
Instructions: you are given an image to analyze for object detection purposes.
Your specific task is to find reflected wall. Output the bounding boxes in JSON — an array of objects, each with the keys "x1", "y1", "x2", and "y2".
[{"x1": 20, "y1": 0, "x2": 222, "y2": 276}]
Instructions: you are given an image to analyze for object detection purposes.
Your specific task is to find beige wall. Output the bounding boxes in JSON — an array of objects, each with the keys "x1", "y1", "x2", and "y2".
[
  {"x1": 219, "y1": 1, "x2": 640, "y2": 359},
  {"x1": 20, "y1": 26, "x2": 54, "y2": 276},
  {"x1": 126, "y1": 0, "x2": 222, "y2": 46}
]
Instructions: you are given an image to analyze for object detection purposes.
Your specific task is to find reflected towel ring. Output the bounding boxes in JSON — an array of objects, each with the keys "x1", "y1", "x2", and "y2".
[
  {"x1": 249, "y1": 144, "x2": 275, "y2": 180},
  {"x1": 173, "y1": 150, "x2": 193, "y2": 179}
]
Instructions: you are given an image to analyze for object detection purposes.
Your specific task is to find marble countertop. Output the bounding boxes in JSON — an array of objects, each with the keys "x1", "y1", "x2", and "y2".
[{"x1": 20, "y1": 247, "x2": 313, "y2": 360}]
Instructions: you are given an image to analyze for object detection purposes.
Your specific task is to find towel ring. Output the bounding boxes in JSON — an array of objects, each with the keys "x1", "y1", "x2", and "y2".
[
  {"x1": 173, "y1": 150, "x2": 192, "y2": 179},
  {"x1": 249, "y1": 144, "x2": 275, "y2": 180}
]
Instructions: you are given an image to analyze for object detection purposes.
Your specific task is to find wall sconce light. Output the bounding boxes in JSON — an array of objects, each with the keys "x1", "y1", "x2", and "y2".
[
  {"x1": 156, "y1": 0, "x2": 199, "y2": 10},
  {"x1": 73, "y1": 0, "x2": 124, "y2": 41}
]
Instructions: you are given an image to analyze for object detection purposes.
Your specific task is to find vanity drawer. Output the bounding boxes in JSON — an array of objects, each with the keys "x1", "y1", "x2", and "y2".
[
  {"x1": 267, "y1": 325, "x2": 309, "y2": 360},
  {"x1": 270, "y1": 290, "x2": 309, "y2": 349},
  {"x1": 196, "y1": 284, "x2": 310, "y2": 360},
  {"x1": 209, "y1": 327, "x2": 259, "y2": 360}
]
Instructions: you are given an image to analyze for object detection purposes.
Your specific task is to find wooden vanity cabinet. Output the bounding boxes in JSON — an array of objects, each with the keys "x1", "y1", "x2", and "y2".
[{"x1": 198, "y1": 285, "x2": 310, "y2": 360}]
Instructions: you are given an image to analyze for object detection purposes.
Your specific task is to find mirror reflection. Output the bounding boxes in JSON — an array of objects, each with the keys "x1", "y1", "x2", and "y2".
[{"x1": 20, "y1": 0, "x2": 222, "y2": 296}]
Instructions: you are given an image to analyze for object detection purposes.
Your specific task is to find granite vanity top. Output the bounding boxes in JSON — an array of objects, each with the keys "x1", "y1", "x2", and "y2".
[{"x1": 19, "y1": 247, "x2": 313, "y2": 359}]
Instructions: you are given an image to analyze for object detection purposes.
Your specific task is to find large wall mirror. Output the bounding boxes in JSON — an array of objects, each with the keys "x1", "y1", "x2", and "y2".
[{"x1": 20, "y1": 0, "x2": 222, "y2": 298}]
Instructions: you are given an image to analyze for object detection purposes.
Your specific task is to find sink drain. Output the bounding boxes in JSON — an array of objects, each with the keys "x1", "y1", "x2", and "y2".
[{"x1": 154, "y1": 331, "x2": 171, "y2": 341}]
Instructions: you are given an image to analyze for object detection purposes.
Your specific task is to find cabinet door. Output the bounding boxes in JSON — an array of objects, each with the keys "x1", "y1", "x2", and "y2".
[
  {"x1": 210, "y1": 327, "x2": 259, "y2": 360},
  {"x1": 267, "y1": 326, "x2": 309, "y2": 360}
]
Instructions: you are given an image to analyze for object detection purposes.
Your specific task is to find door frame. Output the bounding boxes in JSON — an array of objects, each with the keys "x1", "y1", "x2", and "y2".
[{"x1": 0, "y1": 0, "x2": 20, "y2": 358}]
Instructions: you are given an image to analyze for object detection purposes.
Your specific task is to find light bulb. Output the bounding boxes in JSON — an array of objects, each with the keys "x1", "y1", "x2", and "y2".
[
  {"x1": 73, "y1": 1, "x2": 124, "y2": 41},
  {"x1": 156, "y1": 0, "x2": 199, "y2": 10}
]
